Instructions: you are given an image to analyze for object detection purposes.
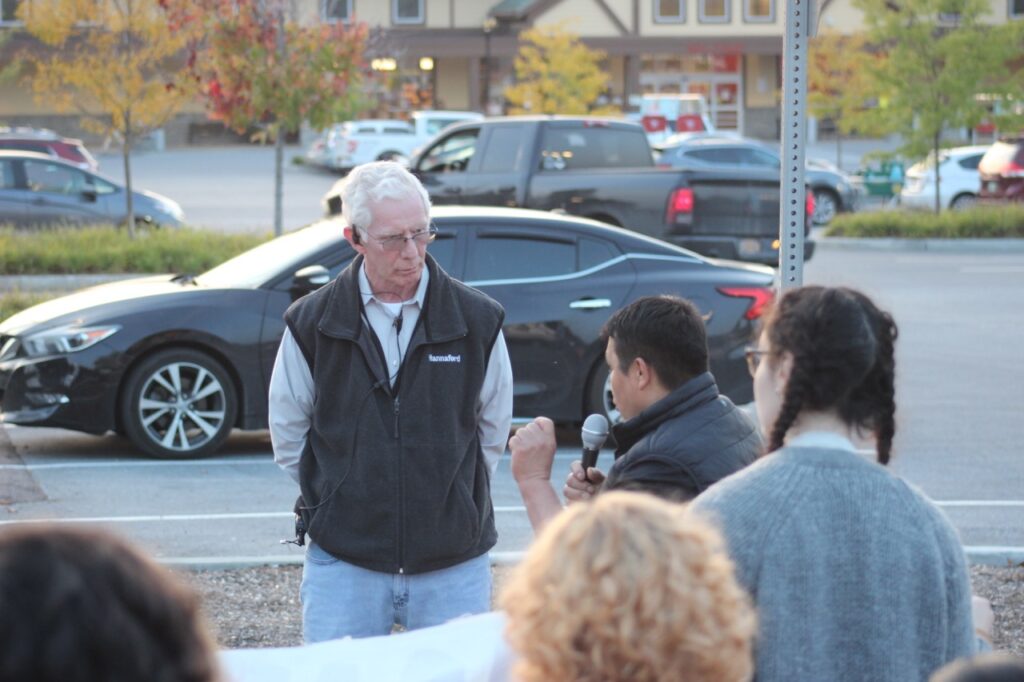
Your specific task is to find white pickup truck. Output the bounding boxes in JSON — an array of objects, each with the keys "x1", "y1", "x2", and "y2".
[{"x1": 306, "y1": 110, "x2": 484, "y2": 172}]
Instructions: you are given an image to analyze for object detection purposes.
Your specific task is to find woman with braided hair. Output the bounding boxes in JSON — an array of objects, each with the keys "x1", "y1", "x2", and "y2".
[{"x1": 691, "y1": 285, "x2": 975, "y2": 681}]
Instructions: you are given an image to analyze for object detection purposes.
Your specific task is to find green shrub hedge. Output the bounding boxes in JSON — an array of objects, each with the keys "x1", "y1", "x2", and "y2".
[
  {"x1": 825, "y1": 205, "x2": 1024, "y2": 239},
  {"x1": 0, "y1": 290, "x2": 54, "y2": 322},
  {"x1": 0, "y1": 226, "x2": 271, "y2": 275}
]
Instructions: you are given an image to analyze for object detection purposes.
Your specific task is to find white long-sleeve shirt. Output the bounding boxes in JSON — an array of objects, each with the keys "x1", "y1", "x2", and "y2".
[{"x1": 269, "y1": 265, "x2": 513, "y2": 484}]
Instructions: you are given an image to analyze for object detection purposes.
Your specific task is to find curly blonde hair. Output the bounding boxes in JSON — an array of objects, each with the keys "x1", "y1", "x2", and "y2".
[{"x1": 499, "y1": 492, "x2": 755, "y2": 682}]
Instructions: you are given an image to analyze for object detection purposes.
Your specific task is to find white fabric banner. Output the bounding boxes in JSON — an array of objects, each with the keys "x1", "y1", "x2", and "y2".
[{"x1": 220, "y1": 611, "x2": 513, "y2": 682}]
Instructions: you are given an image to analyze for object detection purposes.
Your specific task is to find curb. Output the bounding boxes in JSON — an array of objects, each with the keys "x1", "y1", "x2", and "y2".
[
  {"x1": 818, "y1": 237, "x2": 1024, "y2": 253},
  {"x1": 0, "y1": 273, "x2": 144, "y2": 293},
  {"x1": 159, "y1": 547, "x2": 1024, "y2": 571}
]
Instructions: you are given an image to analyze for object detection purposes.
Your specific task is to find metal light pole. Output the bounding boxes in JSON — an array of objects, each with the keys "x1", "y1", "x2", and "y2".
[
  {"x1": 778, "y1": 0, "x2": 818, "y2": 289},
  {"x1": 482, "y1": 17, "x2": 497, "y2": 113}
]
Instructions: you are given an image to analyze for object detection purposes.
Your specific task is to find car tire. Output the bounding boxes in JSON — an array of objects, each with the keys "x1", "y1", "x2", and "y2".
[
  {"x1": 950, "y1": 193, "x2": 976, "y2": 210},
  {"x1": 584, "y1": 361, "x2": 621, "y2": 426},
  {"x1": 120, "y1": 348, "x2": 237, "y2": 459},
  {"x1": 812, "y1": 189, "x2": 839, "y2": 225},
  {"x1": 377, "y1": 151, "x2": 407, "y2": 165}
]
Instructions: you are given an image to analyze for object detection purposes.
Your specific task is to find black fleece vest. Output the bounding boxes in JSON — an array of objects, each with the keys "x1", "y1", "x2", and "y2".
[{"x1": 284, "y1": 254, "x2": 505, "y2": 574}]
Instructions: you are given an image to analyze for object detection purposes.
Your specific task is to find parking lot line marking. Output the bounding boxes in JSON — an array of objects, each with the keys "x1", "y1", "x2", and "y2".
[
  {"x1": 154, "y1": 546, "x2": 1024, "y2": 569},
  {"x1": 0, "y1": 457, "x2": 272, "y2": 471},
  {"x1": 935, "y1": 501, "x2": 1024, "y2": 507},
  {"x1": 0, "y1": 507, "x2": 529, "y2": 526},
  {"x1": 0, "y1": 512, "x2": 292, "y2": 525},
  {"x1": 959, "y1": 266, "x2": 1024, "y2": 274}
]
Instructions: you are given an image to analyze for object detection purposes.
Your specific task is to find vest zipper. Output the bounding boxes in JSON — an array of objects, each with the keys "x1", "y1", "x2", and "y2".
[{"x1": 395, "y1": 396, "x2": 404, "y2": 574}]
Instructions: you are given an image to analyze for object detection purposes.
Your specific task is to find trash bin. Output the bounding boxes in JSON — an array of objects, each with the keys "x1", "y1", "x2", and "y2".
[{"x1": 854, "y1": 160, "x2": 904, "y2": 199}]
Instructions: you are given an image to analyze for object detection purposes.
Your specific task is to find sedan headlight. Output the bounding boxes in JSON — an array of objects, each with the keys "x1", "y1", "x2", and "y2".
[
  {"x1": 21, "y1": 325, "x2": 121, "y2": 358},
  {"x1": 156, "y1": 199, "x2": 185, "y2": 221}
]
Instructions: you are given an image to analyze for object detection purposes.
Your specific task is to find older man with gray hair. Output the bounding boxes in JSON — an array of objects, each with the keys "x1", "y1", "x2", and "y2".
[{"x1": 269, "y1": 161, "x2": 513, "y2": 642}]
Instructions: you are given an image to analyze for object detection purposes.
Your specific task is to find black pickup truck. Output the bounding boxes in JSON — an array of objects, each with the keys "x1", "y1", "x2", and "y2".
[{"x1": 323, "y1": 116, "x2": 812, "y2": 264}]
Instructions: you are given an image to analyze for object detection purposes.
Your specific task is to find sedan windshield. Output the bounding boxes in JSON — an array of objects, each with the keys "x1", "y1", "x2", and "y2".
[{"x1": 197, "y1": 220, "x2": 347, "y2": 289}]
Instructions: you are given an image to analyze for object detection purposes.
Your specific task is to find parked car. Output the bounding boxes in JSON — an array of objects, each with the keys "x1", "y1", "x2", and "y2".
[
  {"x1": 325, "y1": 117, "x2": 815, "y2": 265},
  {"x1": 306, "y1": 110, "x2": 484, "y2": 172},
  {"x1": 653, "y1": 134, "x2": 859, "y2": 225},
  {"x1": 978, "y1": 136, "x2": 1024, "y2": 204},
  {"x1": 0, "y1": 127, "x2": 99, "y2": 172},
  {"x1": 0, "y1": 207, "x2": 773, "y2": 458},
  {"x1": 899, "y1": 145, "x2": 989, "y2": 210},
  {"x1": 0, "y1": 151, "x2": 183, "y2": 228}
]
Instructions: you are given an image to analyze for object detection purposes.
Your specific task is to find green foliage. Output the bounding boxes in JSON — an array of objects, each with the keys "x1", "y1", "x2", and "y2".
[
  {"x1": 0, "y1": 290, "x2": 57, "y2": 322},
  {"x1": 852, "y1": 0, "x2": 1024, "y2": 212},
  {"x1": 0, "y1": 226, "x2": 269, "y2": 274},
  {"x1": 505, "y1": 24, "x2": 618, "y2": 115},
  {"x1": 825, "y1": 205, "x2": 1024, "y2": 238}
]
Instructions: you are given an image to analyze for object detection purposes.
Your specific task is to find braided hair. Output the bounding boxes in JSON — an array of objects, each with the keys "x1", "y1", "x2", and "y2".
[{"x1": 764, "y1": 286, "x2": 898, "y2": 464}]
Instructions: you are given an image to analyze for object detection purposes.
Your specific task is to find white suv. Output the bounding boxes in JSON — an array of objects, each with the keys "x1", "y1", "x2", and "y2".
[
  {"x1": 900, "y1": 145, "x2": 989, "y2": 210},
  {"x1": 306, "y1": 110, "x2": 484, "y2": 172}
]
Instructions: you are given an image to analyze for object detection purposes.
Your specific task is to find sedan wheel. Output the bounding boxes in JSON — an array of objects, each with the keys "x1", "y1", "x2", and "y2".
[
  {"x1": 812, "y1": 189, "x2": 839, "y2": 225},
  {"x1": 121, "y1": 349, "x2": 237, "y2": 459},
  {"x1": 585, "y1": 362, "x2": 621, "y2": 426}
]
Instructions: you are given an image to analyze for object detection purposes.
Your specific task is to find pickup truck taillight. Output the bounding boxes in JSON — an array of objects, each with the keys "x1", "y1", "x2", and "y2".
[
  {"x1": 718, "y1": 286, "x2": 775, "y2": 320},
  {"x1": 666, "y1": 188, "x2": 694, "y2": 224}
]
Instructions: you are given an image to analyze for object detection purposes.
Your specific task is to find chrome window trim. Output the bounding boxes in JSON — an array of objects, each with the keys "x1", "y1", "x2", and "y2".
[{"x1": 465, "y1": 252, "x2": 702, "y2": 287}]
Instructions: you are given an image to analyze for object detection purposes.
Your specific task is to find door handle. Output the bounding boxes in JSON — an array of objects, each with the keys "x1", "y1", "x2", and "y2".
[{"x1": 570, "y1": 298, "x2": 612, "y2": 310}]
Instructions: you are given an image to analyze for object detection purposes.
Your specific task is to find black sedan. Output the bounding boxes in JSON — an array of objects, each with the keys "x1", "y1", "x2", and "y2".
[
  {"x1": 654, "y1": 134, "x2": 860, "y2": 225},
  {"x1": 0, "y1": 207, "x2": 774, "y2": 459}
]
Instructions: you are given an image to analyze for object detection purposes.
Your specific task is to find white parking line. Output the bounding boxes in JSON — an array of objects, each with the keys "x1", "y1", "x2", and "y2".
[
  {"x1": 156, "y1": 546, "x2": 1024, "y2": 569},
  {"x1": 2, "y1": 501, "x2": 1021, "y2": 526},
  {"x1": 0, "y1": 457, "x2": 272, "y2": 471}
]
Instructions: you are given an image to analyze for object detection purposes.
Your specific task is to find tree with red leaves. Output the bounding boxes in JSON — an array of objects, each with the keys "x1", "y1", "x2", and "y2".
[{"x1": 163, "y1": 0, "x2": 368, "y2": 235}]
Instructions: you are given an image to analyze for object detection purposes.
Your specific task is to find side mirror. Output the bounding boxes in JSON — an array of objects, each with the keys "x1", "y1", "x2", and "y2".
[
  {"x1": 290, "y1": 264, "x2": 330, "y2": 300},
  {"x1": 81, "y1": 187, "x2": 98, "y2": 202}
]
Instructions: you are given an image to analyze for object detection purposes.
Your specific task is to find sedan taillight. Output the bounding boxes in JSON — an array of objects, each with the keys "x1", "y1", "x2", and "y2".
[
  {"x1": 806, "y1": 190, "x2": 815, "y2": 220},
  {"x1": 718, "y1": 286, "x2": 775, "y2": 320}
]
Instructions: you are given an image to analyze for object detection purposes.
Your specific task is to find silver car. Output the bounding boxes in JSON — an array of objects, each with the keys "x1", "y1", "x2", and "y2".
[{"x1": 0, "y1": 150, "x2": 184, "y2": 228}]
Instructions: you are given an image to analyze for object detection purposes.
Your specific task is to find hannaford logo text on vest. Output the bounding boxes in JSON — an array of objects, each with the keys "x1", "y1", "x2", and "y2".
[{"x1": 428, "y1": 353, "x2": 462, "y2": 363}]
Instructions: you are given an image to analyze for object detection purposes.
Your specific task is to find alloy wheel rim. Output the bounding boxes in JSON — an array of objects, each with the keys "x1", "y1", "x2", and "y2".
[
  {"x1": 814, "y1": 192, "x2": 837, "y2": 224},
  {"x1": 137, "y1": 361, "x2": 227, "y2": 452},
  {"x1": 602, "y1": 375, "x2": 622, "y2": 425}
]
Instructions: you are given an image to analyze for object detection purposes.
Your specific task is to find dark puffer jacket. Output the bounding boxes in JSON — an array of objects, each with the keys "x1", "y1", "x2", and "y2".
[{"x1": 603, "y1": 372, "x2": 762, "y2": 501}]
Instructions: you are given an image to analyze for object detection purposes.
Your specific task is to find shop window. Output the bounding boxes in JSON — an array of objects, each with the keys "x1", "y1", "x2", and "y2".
[
  {"x1": 744, "y1": 0, "x2": 774, "y2": 22},
  {"x1": 654, "y1": 0, "x2": 685, "y2": 23},
  {"x1": 322, "y1": 0, "x2": 351, "y2": 22},
  {"x1": 393, "y1": 0, "x2": 423, "y2": 24},
  {"x1": 1, "y1": 0, "x2": 21, "y2": 23},
  {"x1": 699, "y1": 0, "x2": 730, "y2": 23},
  {"x1": 1011, "y1": 0, "x2": 1024, "y2": 18}
]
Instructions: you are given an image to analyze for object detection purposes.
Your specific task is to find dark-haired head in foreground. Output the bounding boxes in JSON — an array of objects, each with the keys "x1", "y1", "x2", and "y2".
[{"x1": 0, "y1": 524, "x2": 221, "y2": 682}]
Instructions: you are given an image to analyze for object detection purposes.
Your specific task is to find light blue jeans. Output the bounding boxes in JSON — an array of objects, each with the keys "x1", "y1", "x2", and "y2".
[{"x1": 301, "y1": 541, "x2": 492, "y2": 643}]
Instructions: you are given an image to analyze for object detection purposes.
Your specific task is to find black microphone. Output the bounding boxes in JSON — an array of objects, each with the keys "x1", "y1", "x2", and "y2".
[
  {"x1": 394, "y1": 311, "x2": 403, "y2": 334},
  {"x1": 580, "y1": 413, "x2": 609, "y2": 482}
]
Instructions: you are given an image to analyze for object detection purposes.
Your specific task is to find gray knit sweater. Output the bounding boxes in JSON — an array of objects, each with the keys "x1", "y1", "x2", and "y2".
[{"x1": 691, "y1": 440, "x2": 975, "y2": 682}]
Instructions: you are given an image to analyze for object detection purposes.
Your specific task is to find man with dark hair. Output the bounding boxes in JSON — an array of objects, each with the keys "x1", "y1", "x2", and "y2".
[{"x1": 510, "y1": 295, "x2": 760, "y2": 530}]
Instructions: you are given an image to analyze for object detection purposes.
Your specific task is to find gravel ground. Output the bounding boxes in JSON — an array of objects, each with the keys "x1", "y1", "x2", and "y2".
[{"x1": 181, "y1": 563, "x2": 1024, "y2": 655}]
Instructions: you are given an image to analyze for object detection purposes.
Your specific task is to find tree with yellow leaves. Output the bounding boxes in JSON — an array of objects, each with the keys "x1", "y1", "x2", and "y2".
[
  {"x1": 808, "y1": 30, "x2": 882, "y2": 168},
  {"x1": 505, "y1": 24, "x2": 617, "y2": 116},
  {"x1": 17, "y1": 0, "x2": 194, "y2": 237}
]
